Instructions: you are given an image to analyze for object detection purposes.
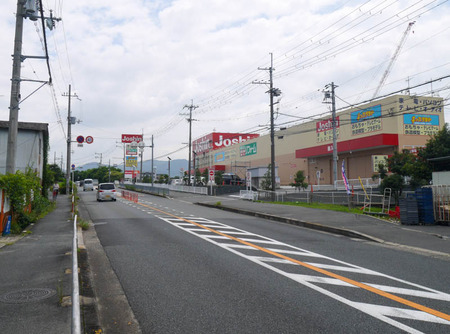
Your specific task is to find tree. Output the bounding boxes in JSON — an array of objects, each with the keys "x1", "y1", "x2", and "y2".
[
  {"x1": 261, "y1": 164, "x2": 272, "y2": 190},
  {"x1": 195, "y1": 168, "x2": 202, "y2": 185},
  {"x1": 47, "y1": 164, "x2": 65, "y2": 182},
  {"x1": 417, "y1": 123, "x2": 450, "y2": 176},
  {"x1": 290, "y1": 170, "x2": 308, "y2": 190},
  {"x1": 215, "y1": 171, "x2": 223, "y2": 186},
  {"x1": 380, "y1": 173, "x2": 405, "y2": 205},
  {"x1": 201, "y1": 168, "x2": 209, "y2": 182}
]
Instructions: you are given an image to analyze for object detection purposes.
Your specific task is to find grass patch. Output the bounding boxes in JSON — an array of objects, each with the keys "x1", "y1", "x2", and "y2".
[
  {"x1": 78, "y1": 217, "x2": 90, "y2": 231},
  {"x1": 267, "y1": 201, "x2": 366, "y2": 214},
  {"x1": 215, "y1": 201, "x2": 222, "y2": 207}
]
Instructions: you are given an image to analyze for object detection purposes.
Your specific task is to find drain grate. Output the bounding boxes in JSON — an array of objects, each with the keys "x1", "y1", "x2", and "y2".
[{"x1": 0, "y1": 288, "x2": 57, "y2": 304}]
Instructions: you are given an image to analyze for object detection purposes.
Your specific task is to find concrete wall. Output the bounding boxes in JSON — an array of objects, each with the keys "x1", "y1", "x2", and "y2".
[{"x1": 0, "y1": 122, "x2": 48, "y2": 178}]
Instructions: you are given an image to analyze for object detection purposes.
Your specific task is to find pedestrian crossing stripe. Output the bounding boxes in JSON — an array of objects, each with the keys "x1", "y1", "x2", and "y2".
[{"x1": 120, "y1": 198, "x2": 450, "y2": 332}]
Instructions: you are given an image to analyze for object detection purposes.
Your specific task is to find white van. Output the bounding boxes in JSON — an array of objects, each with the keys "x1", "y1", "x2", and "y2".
[{"x1": 83, "y1": 178, "x2": 94, "y2": 191}]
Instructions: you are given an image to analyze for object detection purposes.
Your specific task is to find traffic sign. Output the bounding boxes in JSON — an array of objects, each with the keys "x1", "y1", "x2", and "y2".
[
  {"x1": 71, "y1": 164, "x2": 75, "y2": 170},
  {"x1": 85, "y1": 136, "x2": 94, "y2": 144},
  {"x1": 76, "y1": 135, "x2": 84, "y2": 143},
  {"x1": 209, "y1": 170, "x2": 215, "y2": 181}
]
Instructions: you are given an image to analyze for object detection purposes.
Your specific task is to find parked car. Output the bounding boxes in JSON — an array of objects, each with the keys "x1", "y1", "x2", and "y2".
[
  {"x1": 96, "y1": 183, "x2": 117, "y2": 202},
  {"x1": 222, "y1": 173, "x2": 242, "y2": 185},
  {"x1": 83, "y1": 178, "x2": 94, "y2": 191}
]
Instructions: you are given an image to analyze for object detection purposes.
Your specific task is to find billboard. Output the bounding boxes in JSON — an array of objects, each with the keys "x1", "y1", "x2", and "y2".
[
  {"x1": 193, "y1": 132, "x2": 259, "y2": 154},
  {"x1": 122, "y1": 134, "x2": 143, "y2": 143},
  {"x1": 316, "y1": 117, "x2": 340, "y2": 143},
  {"x1": 351, "y1": 105, "x2": 382, "y2": 136},
  {"x1": 126, "y1": 144, "x2": 137, "y2": 155},
  {"x1": 126, "y1": 156, "x2": 138, "y2": 167},
  {"x1": 240, "y1": 142, "x2": 257, "y2": 157},
  {"x1": 403, "y1": 114, "x2": 439, "y2": 136}
]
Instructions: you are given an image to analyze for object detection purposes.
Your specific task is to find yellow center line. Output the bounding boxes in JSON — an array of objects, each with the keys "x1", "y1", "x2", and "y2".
[{"x1": 139, "y1": 202, "x2": 450, "y2": 322}]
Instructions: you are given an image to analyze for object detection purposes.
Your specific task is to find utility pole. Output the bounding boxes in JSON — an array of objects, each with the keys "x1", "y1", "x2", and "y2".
[
  {"x1": 7, "y1": 1, "x2": 60, "y2": 174},
  {"x1": 181, "y1": 100, "x2": 198, "y2": 186},
  {"x1": 253, "y1": 53, "x2": 281, "y2": 192},
  {"x1": 95, "y1": 152, "x2": 103, "y2": 166},
  {"x1": 151, "y1": 135, "x2": 154, "y2": 187},
  {"x1": 6, "y1": 1, "x2": 26, "y2": 174},
  {"x1": 167, "y1": 157, "x2": 171, "y2": 184},
  {"x1": 323, "y1": 82, "x2": 338, "y2": 188},
  {"x1": 63, "y1": 85, "x2": 78, "y2": 195}
]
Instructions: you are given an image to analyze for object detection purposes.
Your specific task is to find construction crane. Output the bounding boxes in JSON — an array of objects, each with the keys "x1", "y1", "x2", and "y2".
[{"x1": 372, "y1": 21, "x2": 415, "y2": 98}]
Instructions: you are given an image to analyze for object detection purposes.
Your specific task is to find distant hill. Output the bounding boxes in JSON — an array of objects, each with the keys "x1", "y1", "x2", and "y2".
[{"x1": 78, "y1": 159, "x2": 188, "y2": 178}]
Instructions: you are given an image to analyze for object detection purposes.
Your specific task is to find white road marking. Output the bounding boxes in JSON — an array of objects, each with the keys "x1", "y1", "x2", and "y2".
[
  {"x1": 126, "y1": 200, "x2": 449, "y2": 332},
  {"x1": 154, "y1": 215, "x2": 450, "y2": 332}
]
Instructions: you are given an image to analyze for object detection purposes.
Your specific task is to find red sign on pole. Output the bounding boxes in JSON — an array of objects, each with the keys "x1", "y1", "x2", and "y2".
[
  {"x1": 209, "y1": 170, "x2": 215, "y2": 181},
  {"x1": 121, "y1": 134, "x2": 143, "y2": 143}
]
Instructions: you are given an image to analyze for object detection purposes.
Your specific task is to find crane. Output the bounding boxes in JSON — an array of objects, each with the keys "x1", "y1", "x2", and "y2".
[{"x1": 372, "y1": 21, "x2": 415, "y2": 98}]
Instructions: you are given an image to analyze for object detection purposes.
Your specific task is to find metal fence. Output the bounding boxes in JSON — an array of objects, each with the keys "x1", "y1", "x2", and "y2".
[
  {"x1": 249, "y1": 189, "x2": 386, "y2": 207},
  {"x1": 122, "y1": 182, "x2": 208, "y2": 196},
  {"x1": 432, "y1": 185, "x2": 450, "y2": 223}
]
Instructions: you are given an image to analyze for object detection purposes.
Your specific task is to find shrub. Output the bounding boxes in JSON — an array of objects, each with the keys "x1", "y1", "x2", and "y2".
[{"x1": 0, "y1": 169, "x2": 53, "y2": 233}]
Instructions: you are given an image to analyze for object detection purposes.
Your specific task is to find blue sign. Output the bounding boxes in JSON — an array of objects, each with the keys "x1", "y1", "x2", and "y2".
[
  {"x1": 403, "y1": 114, "x2": 439, "y2": 126},
  {"x1": 215, "y1": 152, "x2": 225, "y2": 162},
  {"x1": 351, "y1": 105, "x2": 382, "y2": 123},
  {"x1": 2, "y1": 216, "x2": 11, "y2": 236}
]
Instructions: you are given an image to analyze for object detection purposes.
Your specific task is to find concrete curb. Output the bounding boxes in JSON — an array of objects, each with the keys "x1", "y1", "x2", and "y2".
[{"x1": 196, "y1": 202, "x2": 385, "y2": 243}]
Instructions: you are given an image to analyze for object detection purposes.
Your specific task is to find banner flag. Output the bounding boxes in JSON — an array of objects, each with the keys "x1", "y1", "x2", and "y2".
[{"x1": 342, "y1": 160, "x2": 351, "y2": 195}]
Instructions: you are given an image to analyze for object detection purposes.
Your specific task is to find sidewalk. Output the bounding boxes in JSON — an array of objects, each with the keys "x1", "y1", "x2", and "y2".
[
  {"x1": 0, "y1": 195, "x2": 73, "y2": 334},
  {"x1": 171, "y1": 192, "x2": 450, "y2": 257}
]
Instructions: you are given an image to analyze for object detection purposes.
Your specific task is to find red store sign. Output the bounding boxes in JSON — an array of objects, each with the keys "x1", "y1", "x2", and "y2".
[
  {"x1": 121, "y1": 134, "x2": 143, "y2": 143},
  {"x1": 193, "y1": 132, "x2": 259, "y2": 153}
]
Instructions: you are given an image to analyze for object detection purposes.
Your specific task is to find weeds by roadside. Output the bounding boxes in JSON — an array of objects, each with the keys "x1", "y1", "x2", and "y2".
[{"x1": 78, "y1": 217, "x2": 90, "y2": 231}]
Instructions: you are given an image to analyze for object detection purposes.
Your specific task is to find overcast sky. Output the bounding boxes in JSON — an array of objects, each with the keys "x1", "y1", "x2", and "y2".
[{"x1": 1, "y1": 0, "x2": 449, "y2": 169}]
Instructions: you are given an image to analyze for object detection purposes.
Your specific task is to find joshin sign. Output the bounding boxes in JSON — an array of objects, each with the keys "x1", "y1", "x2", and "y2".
[{"x1": 122, "y1": 134, "x2": 143, "y2": 143}]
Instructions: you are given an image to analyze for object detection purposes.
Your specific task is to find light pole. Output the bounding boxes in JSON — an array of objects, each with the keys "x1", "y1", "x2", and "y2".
[
  {"x1": 167, "y1": 157, "x2": 171, "y2": 184},
  {"x1": 131, "y1": 137, "x2": 153, "y2": 185},
  {"x1": 138, "y1": 141, "x2": 145, "y2": 182}
]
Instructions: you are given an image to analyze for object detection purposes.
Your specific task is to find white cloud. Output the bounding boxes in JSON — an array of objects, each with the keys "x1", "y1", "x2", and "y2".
[{"x1": 1, "y1": 0, "x2": 449, "y2": 169}]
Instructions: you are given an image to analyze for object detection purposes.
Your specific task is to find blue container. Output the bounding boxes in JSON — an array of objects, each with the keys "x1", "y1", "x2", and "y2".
[{"x1": 415, "y1": 188, "x2": 434, "y2": 224}]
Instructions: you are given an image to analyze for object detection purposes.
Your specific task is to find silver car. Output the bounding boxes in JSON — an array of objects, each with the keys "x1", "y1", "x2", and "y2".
[{"x1": 96, "y1": 183, "x2": 117, "y2": 201}]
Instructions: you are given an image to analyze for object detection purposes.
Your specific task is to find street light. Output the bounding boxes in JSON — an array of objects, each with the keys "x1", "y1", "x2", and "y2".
[
  {"x1": 138, "y1": 141, "x2": 145, "y2": 182},
  {"x1": 131, "y1": 136, "x2": 154, "y2": 186}
]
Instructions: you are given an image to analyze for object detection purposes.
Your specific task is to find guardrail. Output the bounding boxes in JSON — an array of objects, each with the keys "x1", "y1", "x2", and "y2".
[
  {"x1": 72, "y1": 215, "x2": 81, "y2": 334},
  {"x1": 122, "y1": 190, "x2": 139, "y2": 203},
  {"x1": 122, "y1": 182, "x2": 208, "y2": 196}
]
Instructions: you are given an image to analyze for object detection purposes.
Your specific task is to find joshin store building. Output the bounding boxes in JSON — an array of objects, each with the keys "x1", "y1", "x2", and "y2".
[{"x1": 193, "y1": 94, "x2": 445, "y2": 187}]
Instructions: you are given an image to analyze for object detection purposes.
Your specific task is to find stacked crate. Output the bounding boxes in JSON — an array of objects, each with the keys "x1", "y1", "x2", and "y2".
[
  {"x1": 415, "y1": 187, "x2": 434, "y2": 224},
  {"x1": 399, "y1": 193, "x2": 419, "y2": 225}
]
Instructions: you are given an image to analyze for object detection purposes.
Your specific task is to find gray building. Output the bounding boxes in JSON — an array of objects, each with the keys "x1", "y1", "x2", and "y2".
[{"x1": 0, "y1": 121, "x2": 49, "y2": 178}]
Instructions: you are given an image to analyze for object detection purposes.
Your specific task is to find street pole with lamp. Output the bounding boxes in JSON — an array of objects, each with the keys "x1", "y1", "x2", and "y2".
[
  {"x1": 131, "y1": 136, "x2": 154, "y2": 185},
  {"x1": 138, "y1": 141, "x2": 144, "y2": 182}
]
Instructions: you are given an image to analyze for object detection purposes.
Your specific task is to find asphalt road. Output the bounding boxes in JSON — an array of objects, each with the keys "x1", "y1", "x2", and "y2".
[{"x1": 79, "y1": 190, "x2": 450, "y2": 334}]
